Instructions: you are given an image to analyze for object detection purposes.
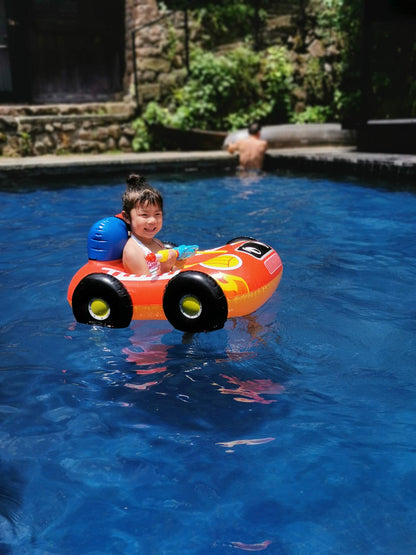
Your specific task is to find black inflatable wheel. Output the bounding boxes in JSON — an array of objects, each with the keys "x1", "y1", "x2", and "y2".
[
  {"x1": 226, "y1": 236, "x2": 256, "y2": 244},
  {"x1": 72, "y1": 273, "x2": 133, "y2": 328},
  {"x1": 163, "y1": 271, "x2": 228, "y2": 333},
  {"x1": 163, "y1": 241, "x2": 178, "y2": 249}
]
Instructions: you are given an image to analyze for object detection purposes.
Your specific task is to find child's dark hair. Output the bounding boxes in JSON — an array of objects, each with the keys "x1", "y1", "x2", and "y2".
[
  {"x1": 126, "y1": 174, "x2": 149, "y2": 191},
  {"x1": 122, "y1": 174, "x2": 163, "y2": 214}
]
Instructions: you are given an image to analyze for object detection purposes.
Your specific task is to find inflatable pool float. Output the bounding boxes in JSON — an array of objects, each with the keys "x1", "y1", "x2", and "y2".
[
  {"x1": 223, "y1": 123, "x2": 355, "y2": 149},
  {"x1": 67, "y1": 216, "x2": 283, "y2": 333}
]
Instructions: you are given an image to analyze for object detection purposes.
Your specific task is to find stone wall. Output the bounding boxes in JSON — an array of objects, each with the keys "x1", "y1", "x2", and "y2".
[
  {"x1": 0, "y1": 103, "x2": 136, "y2": 157},
  {"x1": 124, "y1": 0, "x2": 187, "y2": 105}
]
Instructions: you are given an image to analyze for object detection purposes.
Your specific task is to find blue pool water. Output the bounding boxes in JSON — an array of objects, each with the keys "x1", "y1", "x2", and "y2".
[{"x1": 1, "y1": 171, "x2": 415, "y2": 554}]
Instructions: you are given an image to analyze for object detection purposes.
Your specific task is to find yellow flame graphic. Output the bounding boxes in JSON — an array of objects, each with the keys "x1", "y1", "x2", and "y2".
[
  {"x1": 217, "y1": 273, "x2": 249, "y2": 295},
  {"x1": 200, "y1": 254, "x2": 242, "y2": 271}
]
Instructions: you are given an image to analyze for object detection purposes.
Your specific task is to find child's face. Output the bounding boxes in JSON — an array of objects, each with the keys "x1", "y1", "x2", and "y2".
[{"x1": 126, "y1": 201, "x2": 163, "y2": 240}]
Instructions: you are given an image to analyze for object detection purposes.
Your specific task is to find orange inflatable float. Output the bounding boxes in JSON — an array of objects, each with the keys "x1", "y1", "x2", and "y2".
[{"x1": 67, "y1": 216, "x2": 283, "y2": 333}]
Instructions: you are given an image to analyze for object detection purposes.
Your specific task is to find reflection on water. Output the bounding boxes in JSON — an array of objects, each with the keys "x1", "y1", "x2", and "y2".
[
  {"x1": 122, "y1": 322, "x2": 172, "y2": 391},
  {"x1": 120, "y1": 317, "x2": 284, "y2": 407},
  {"x1": 213, "y1": 375, "x2": 285, "y2": 404},
  {"x1": 229, "y1": 539, "x2": 272, "y2": 551}
]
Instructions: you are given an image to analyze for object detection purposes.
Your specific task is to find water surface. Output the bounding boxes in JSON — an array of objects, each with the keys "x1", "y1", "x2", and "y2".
[{"x1": 0, "y1": 172, "x2": 415, "y2": 554}]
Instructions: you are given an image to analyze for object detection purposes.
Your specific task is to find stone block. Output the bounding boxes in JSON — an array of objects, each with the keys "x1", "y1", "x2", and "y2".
[
  {"x1": 0, "y1": 117, "x2": 17, "y2": 131},
  {"x1": 118, "y1": 135, "x2": 132, "y2": 151},
  {"x1": 57, "y1": 132, "x2": 71, "y2": 150},
  {"x1": 307, "y1": 39, "x2": 326, "y2": 58},
  {"x1": 139, "y1": 57, "x2": 171, "y2": 74},
  {"x1": 139, "y1": 83, "x2": 160, "y2": 102},
  {"x1": 96, "y1": 127, "x2": 110, "y2": 140},
  {"x1": 33, "y1": 141, "x2": 48, "y2": 155},
  {"x1": 141, "y1": 70, "x2": 157, "y2": 82},
  {"x1": 78, "y1": 129, "x2": 93, "y2": 140},
  {"x1": 62, "y1": 123, "x2": 77, "y2": 132},
  {"x1": 122, "y1": 125, "x2": 135, "y2": 137},
  {"x1": 106, "y1": 137, "x2": 117, "y2": 151},
  {"x1": 2, "y1": 143, "x2": 20, "y2": 157},
  {"x1": 108, "y1": 124, "x2": 122, "y2": 139}
]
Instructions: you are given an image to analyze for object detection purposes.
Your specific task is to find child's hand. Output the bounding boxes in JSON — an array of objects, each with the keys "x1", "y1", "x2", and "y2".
[
  {"x1": 148, "y1": 245, "x2": 199, "y2": 266},
  {"x1": 148, "y1": 249, "x2": 173, "y2": 263}
]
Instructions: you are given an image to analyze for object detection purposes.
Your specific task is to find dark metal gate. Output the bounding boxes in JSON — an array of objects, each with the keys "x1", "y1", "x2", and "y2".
[
  {"x1": 1, "y1": 0, "x2": 125, "y2": 104},
  {"x1": 0, "y1": 0, "x2": 28, "y2": 102}
]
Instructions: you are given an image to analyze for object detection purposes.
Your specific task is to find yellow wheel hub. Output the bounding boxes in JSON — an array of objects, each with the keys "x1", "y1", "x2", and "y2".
[
  {"x1": 89, "y1": 297, "x2": 111, "y2": 320},
  {"x1": 180, "y1": 295, "x2": 202, "y2": 319}
]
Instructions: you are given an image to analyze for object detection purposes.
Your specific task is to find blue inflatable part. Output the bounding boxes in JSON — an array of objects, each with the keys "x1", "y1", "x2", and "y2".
[{"x1": 87, "y1": 217, "x2": 129, "y2": 261}]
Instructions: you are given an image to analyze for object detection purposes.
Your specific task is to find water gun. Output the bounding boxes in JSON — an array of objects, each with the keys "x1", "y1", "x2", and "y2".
[{"x1": 146, "y1": 244, "x2": 199, "y2": 264}]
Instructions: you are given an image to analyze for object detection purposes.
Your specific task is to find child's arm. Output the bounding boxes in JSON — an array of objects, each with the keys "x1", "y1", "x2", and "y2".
[
  {"x1": 227, "y1": 142, "x2": 238, "y2": 154},
  {"x1": 122, "y1": 238, "x2": 152, "y2": 275}
]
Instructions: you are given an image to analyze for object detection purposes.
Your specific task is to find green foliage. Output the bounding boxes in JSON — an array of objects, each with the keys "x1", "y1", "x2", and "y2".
[
  {"x1": 131, "y1": 118, "x2": 152, "y2": 152},
  {"x1": 314, "y1": 0, "x2": 344, "y2": 32},
  {"x1": 196, "y1": 2, "x2": 257, "y2": 46},
  {"x1": 291, "y1": 105, "x2": 331, "y2": 123},
  {"x1": 261, "y1": 46, "x2": 294, "y2": 123},
  {"x1": 170, "y1": 47, "x2": 263, "y2": 130},
  {"x1": 19, "y1": 131, "x2": 32, "y2": 156},
  {"x1": 132, "y1": 44, "x2": 298, "y2": 149},
  {"x1": 142, "y1": 101, "x2": 169, "y2": 126},
  {"x1": 335, "y1": 0, "x2": 364, "y2": 122},
  {"x1": 163, "y1": 1, "x2": 264, "y2": 46}
]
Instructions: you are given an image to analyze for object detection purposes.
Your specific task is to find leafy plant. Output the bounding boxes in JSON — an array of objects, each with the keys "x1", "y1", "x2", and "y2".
[
  {"x1": 261, "y1": 46, "x2": 294, "y2": 123},
  {"x1": 19, "y1": 131, "x2": 32, "y2": 156},
  {"x1": 131, "y1": 118, "x2": 152, "y2": 152},
  {"x1": 132, "y1": 43, "x2": 299, "y2": 150},
  {"x1": 170, "y1": 47, "x2": 263, "y2": 130},
  {"x1": 291, "y1": 105, "x2": 331, "y2": 123}
]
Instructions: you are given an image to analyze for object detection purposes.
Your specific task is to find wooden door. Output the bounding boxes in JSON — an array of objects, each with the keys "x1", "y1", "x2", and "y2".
[
  {"x1": 1, "y1": 0, "x2": 125, "y2": 104},
  {"x1": 0, "y1": 0, "x2": 12, "y2": 95},
  {"x1": 0, "y1": 0, "x2": 30, "y2": 102},
  {"x1": 29, "y1": 0, "x2": 125, "y2": 103}
]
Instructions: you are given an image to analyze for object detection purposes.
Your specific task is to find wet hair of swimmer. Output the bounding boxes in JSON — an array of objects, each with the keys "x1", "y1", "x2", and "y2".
[
  {"x1": 248, "y1": 122, "x2": 262, "y2": 135},
  {"x1": 122, "y1": 174, "x2": 164, "y2": 214}
]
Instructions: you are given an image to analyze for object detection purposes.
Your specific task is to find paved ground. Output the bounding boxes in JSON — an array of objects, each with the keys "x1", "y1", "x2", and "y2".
[{"x1": 1, "y1": 146, "x2": 416, "y2": 185}]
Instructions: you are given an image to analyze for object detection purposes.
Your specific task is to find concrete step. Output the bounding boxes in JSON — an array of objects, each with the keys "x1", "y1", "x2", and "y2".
[{"x1": 0, "y1": 102, "x2": 136, "y2": 118}]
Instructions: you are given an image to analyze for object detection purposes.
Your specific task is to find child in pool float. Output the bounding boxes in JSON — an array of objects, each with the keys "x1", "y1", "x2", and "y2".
[
  {"x1": 121, "y1": 174, "x2": 197, "y2": 276},
  {"x1": 227, "y1": 122, "x2": 268, "y2": 171}
]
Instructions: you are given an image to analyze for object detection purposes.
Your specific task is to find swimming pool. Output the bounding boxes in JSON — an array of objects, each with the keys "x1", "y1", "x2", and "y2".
[{"x1": 1, "y1": 171, "x2": 415, "y2": 553}]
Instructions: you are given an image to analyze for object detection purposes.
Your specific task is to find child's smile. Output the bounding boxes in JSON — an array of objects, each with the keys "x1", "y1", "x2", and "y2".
[{"x1": 127, "y1": 202, "x2": 163, "y2": 242}]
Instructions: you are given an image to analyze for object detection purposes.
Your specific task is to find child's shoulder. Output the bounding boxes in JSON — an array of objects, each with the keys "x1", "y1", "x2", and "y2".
[{"x1": 124, "y1": 236, "x2": 143, "y2": 253}]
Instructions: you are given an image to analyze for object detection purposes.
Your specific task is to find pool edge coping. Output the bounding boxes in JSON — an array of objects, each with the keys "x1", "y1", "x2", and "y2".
[{"x1": 1, "y1": 146, "x2": 416, "y2": 184}]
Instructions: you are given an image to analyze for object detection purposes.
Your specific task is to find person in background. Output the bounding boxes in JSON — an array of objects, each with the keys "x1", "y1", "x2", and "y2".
[{"x1": 227, "y1": 122, "x2": 268, "y2": 171}]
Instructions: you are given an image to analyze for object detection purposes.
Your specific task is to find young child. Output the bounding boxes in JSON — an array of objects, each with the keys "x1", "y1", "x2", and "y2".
[
  {"x1": 121, "y1": 174, "x2": 196, "y2": 276},
  {"x1": 227, "y1": 122, "x2": 268, "y2": 171}
]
